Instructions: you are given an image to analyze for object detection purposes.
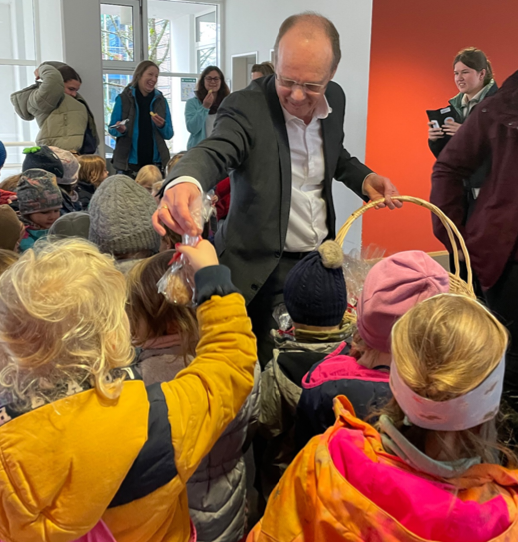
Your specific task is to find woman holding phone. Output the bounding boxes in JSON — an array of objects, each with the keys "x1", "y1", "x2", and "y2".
[
  {"x1": 427, "y1": 48, "x2": 497, "y2": 294},
  {"x1": 428, "y1": 48, "x2": 497, "y2": 158}
]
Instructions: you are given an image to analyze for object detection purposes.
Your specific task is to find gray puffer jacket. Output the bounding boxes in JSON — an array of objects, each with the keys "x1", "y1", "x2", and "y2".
[
  {"x1": 10, "y1": 62, "x2": 99, "y2": 152},
  {"x1": 136, "y1": 341, "x2": 261, "y2": 542}
]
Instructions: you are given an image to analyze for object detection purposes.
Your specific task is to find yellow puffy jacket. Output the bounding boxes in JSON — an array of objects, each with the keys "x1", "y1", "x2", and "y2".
[{"x1": 0, "y1": 292, "x2": 256, "y2": 542}]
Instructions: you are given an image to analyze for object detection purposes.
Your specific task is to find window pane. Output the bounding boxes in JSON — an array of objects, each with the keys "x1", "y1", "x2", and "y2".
[
  {"x1": 148, "y1": 17, "x2": 171, "y2": 72},
  {"x1": 157, "y1": 76, "x2": 189, "y2": 154},
  {"x1": 148, "y1": 1, "x2": 219, "y2": 73},
  {"x1": 103, "y1": 73, "x2": 132, "y2": 153},
  {"x1": 196, "y1": 11, "x2": 216, "y2": 44},
  {"x1": 0, "y1": 65, "x2": 39, "y2": 181},
  {"x1": 197, "y1": 47, "x2": 217, "y2": 73},
  {"x1": 101, "y1": 4, "x2": 134, "y2": 62},
  {"x1": 0, "y1": 0, "x2": 36, "y2": 61}
]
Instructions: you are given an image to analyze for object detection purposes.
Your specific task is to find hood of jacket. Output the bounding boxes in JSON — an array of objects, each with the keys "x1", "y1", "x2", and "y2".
[
  {"x1": 268, "y1": 333, "x2": 346, "y2": 404},
  {"x1": 10, "y1": 83, "x2": 39, "y2": 121},
  {"x1": 0, "y1": 381, "x2": 150, "y2": 542},
  {"x1": 251, "y1": 396, "x2": 518, "y2": 542}
]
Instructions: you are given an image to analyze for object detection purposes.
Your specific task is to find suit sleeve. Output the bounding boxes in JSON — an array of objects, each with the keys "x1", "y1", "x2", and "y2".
[
  {"x1": 329, "y1": 84, "x2": 373, "y2": 199},
  {"x1": 160, "y1": 267, "x2": 257, "y2": 482},
  {"x1": 165, "y1": 93, "x2": 254, "y2": 192},
  {"x1": 334, "y1": 147, "x2": 372, "y2": 200},
  {"x1": 28, "y1": 64, "x2": 65, "y2": 115},
  {"x1": 430, "y1": 109, "x2": 491, "y2": 249}
]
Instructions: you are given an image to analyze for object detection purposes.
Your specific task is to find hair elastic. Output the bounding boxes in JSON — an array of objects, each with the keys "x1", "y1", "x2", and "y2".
[{"x1": 390, "y1": 354, "x2": 505, "y2": 431}]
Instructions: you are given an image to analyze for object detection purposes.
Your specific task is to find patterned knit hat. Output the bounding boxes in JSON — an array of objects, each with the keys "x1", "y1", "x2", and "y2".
[
  {"x1": 88, "y1": 174, "x2": 160, "y2": 256},
  {"x1": 49, "y1": 147, "x2": 80, "y2": 185},
  {"x1": 0, "y1": 205, "x2": 22, "y2": 250},
  {"x1": 283, "y1": 241, "x2": 347, "y2": 327},
  {"x1": 22, "y1": 146, "x2": 64, "y2": 178},
  {"x1": 16, "y1": 169, "x2": 63, "y2": 216}
]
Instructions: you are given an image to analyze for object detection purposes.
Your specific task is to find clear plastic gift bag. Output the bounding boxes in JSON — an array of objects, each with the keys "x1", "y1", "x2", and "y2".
[
  {"x1": 157, "y1": 191, "x2": 214, "y2": 306},
  {"x1": 342, "y1": 244, "x2": 385, "y2": 315}
]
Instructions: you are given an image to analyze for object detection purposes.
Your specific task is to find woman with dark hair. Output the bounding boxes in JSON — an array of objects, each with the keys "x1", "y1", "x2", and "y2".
[
  {"x1": 11, "y1": 62, "x2": 99, "y2": 153},
  {"x1": 184, "y1": 66, "x2": 230, "y2": 149},
  {"x1": 428, "y1": 48, "x2": 497, "y2": 158},
  {"x1": 109, "y1": 60, "x2": 173, "y2": 176}
]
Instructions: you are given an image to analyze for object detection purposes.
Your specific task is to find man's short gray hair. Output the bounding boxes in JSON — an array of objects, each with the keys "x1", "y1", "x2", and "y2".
[{"x1": 273, "y1": 12, "x2": 341, "y2": 72}]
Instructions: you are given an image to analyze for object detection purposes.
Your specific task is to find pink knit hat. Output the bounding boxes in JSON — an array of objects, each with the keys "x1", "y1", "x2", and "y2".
[{"x1": 356, "y1": 251, "x2": 450, "y2": 353}]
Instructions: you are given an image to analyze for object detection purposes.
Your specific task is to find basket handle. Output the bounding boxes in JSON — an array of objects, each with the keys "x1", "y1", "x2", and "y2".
[{"x1": 335, "y1": 196, "x2": 472, "y2": 290}]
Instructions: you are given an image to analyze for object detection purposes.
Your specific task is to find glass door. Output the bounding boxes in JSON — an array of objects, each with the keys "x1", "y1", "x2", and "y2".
[{"x1": 101, "y1": 0, "x2": 221, "y2": 156}]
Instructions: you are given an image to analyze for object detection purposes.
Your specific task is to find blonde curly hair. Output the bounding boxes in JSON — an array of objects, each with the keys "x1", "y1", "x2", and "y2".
[{"x1": 0, "y1": 238, "x2": 134, "y2": 407}]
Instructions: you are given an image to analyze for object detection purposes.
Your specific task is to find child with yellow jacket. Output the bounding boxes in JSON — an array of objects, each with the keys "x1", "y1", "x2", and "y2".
[{"x1": 0, "y1": 238, "x2": 256, "y2": 542}]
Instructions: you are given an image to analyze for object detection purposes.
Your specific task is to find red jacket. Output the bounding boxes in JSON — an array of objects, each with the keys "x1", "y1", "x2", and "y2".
[
  {"x1": 430, "y1": 70, "x2": 518, "y2": 289},
  {"x1": 215, "y1": 177, "x2": 230, "y2": 221}
]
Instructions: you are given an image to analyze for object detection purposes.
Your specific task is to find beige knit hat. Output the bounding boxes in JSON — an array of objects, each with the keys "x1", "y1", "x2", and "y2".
[{"x1": 49, "y1": 146, "x2": 80, "y2": 185}]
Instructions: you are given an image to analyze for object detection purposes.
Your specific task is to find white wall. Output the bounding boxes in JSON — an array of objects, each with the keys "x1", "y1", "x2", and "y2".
[
  {"x1": 60, "y1": 0, "x2": 105, "y2": 155},
  {"x1": 223, "y1": 0, "x2": 374, "y2": 252}
]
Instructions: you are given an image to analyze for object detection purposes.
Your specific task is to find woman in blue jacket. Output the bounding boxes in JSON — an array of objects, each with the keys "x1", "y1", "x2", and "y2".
[
  {"x1": 185, "y1": 66, "x2": 230, "y2": 149},
  {"x1": 109, "y1": 60, "x2": 173, "y2": 176}
]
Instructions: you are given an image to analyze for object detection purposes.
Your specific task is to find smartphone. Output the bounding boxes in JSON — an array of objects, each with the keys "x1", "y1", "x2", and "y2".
[{"x1": 430, "y1": 120, "x2": 440, "y2": 130}]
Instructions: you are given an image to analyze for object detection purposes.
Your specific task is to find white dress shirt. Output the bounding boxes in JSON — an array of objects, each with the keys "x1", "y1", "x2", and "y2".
[
  {"x1": 281, "y1": 97, "x2": 330, "y2": 252},
  {"x1": 166, "y1": 96, "x2": 359, "y2": 251}
]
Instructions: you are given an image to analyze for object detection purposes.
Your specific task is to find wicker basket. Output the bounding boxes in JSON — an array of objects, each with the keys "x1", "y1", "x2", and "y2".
[{"x1": 336, "y1": 195, "x2": 476, "y2": 303}]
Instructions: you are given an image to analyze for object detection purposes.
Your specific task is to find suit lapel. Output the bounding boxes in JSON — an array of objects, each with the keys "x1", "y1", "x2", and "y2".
[{"x1": 264, "y1": 76, "x2": 292, "y2": 246}]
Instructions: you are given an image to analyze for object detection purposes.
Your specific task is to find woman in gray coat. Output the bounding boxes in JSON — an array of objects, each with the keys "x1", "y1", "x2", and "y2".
[{"x1": 11, "y1": 62, "x2": 99, "y2": 154}]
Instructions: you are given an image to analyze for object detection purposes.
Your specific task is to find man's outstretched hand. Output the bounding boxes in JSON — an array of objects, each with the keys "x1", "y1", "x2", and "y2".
[
  {"x1": 363, "y1": 173, "x2": 402, "y2": 210},
  {"x1": 152, "y1": 183, "x2": 202, "y2": 237}
]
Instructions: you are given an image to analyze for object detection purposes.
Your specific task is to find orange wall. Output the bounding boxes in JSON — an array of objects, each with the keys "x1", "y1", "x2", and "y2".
[{"x1": 363, "y1": 1, "x2": 518, "y2": 254}]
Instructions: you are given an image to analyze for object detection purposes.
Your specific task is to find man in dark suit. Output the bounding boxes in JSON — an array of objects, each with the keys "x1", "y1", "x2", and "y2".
[{"x1": 154, "y1": 13, "x2": 400, "y2": 366}]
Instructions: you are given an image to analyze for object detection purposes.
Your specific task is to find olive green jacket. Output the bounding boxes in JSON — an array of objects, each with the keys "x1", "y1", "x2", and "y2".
[{"x1": 10, "y1": 62, "x2": 99, "y2": 152}]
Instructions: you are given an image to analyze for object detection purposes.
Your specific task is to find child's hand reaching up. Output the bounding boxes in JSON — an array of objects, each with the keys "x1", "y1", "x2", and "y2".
[{"x1": 177, "y1": 240, "x2": 218, "y2": 272}]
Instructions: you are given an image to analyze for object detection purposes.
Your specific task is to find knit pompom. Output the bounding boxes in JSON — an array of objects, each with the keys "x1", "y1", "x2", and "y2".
[{"x1": 318, "y1": 240, "x2": 344, "y2": 269}]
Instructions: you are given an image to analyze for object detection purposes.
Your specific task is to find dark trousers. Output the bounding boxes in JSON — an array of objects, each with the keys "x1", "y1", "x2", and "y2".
[
  {"x1": 484, "y1": 262, "x2": 518, "y2": 411},
  {"x1": 246, "y1": 252, "x2": 310, "y2": 369}
]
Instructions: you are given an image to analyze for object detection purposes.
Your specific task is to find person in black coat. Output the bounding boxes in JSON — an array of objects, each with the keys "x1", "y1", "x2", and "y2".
[{"x1": 155, "y1": 13, "x2": 401, "y2": 365}]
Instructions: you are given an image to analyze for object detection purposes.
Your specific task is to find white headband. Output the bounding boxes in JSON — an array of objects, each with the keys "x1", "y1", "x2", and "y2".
[{"x1": 390, "y1": 354, "x2": 505, "y2": 431}]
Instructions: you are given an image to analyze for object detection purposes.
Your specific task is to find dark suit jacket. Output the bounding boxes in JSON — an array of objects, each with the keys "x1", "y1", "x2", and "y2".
[{"x1": 166, "y1": 75, "x2": 372, "y2": 303}]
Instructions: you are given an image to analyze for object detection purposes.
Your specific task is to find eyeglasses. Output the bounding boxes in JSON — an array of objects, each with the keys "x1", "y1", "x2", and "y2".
[
  {"x1": 205, "y1": 76, "x2": 221, "y2": 82},
  {"x1": 275, "y1": 74, "x2": 327, "y2": 94}
]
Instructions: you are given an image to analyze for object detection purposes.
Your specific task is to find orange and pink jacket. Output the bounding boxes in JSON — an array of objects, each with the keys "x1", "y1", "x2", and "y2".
[{"x1": 250, "y1": 396, "x2": 518, "y2": 542}]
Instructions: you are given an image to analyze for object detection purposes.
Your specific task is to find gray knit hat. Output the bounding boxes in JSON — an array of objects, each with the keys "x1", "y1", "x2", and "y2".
[
  {"x1": 88, "y1": 174, "x2": 160, "y2": 256},
  {"x1": 16, "y1": 169, "x2": 63, "y2": 216}
]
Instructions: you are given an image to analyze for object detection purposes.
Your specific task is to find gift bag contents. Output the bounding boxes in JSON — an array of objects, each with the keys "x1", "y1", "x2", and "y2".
[{"x1": 157, "y1": 192, "x2": 214, "y2": 305}]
